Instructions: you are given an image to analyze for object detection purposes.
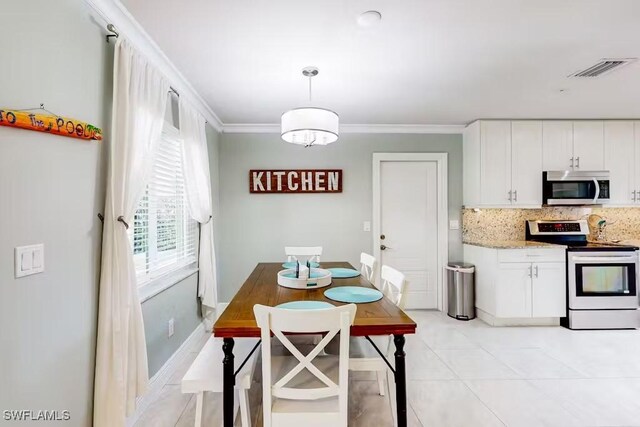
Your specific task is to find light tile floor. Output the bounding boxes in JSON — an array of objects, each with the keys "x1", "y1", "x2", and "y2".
[{"x1": 134, "y1": 310, "x2": 640, "y2": 427}]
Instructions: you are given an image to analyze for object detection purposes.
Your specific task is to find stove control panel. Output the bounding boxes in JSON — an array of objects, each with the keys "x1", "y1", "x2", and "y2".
[
  {"x1": 537, "y1": 222, "x2": 582, "y2": 233},
  {"x1": 527, "y1": 220, "x2": 589, "y2": 236}
]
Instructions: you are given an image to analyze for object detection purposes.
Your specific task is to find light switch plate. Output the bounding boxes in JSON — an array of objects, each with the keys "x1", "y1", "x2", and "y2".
[
  {"x1": 15, "y1": 244, "x2": 45, "y2": 278},
  {"x1": 449, "y1": 220, "x2": 460, "y2": 230},
  {"x1": 168, "y1": 318, "x2": 175, "y2": 337},
  {"x1": 363, "y1": 221, "x2": 371, "y2": 232}
]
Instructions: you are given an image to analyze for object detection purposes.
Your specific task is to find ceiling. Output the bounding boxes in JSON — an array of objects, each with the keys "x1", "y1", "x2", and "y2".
[{"x1": 122, "y1": 0, "x2": 640, "y2": 126}]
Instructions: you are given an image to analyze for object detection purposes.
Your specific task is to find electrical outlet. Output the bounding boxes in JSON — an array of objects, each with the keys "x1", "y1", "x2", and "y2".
[
  {"x1": 449, "y1": 220, "x2": 460, "y2": 230},
  {"x1": 168, "y1": 318, "x2": 175, "y2": 337}
]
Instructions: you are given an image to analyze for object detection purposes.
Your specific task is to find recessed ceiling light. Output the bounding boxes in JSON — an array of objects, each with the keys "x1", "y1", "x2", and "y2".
[{"x1": 357, "y1": 10, "x2": 382, "y2": 28}]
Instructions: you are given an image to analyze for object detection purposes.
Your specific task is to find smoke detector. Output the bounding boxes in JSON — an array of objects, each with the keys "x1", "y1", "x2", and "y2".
[{"x1": 569, "y1": 58, "x2": 637, "y2": 78}]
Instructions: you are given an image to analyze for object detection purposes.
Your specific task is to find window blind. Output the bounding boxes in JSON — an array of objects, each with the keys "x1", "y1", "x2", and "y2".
[{"x1": 130, "y1": 125, "x2": 198, "y2": 286}]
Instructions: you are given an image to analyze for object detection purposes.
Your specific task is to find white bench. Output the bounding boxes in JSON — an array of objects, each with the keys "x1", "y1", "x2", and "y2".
[{"x1": 182, "y1": 304, "x2": 259, "y2": 427}]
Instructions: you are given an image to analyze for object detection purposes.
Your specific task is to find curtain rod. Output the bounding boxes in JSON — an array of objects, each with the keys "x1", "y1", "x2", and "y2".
[{"x1": 105, "y1": 24, "x2": 210, "y2": 124}]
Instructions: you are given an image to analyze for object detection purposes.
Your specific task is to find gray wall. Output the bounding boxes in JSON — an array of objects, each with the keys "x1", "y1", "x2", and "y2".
[
  {"x1": 0, "y1": 2, "x2": 220, "y2": 422},
  {"x1": 0, "y1": 1, "x2": 110, "y2": 425},
  {"x1": 142, "y1": 124, "x2": 220, "y2": 377},
  {"x1": 218, "y1": 132, "x2": 463, "y2": 301}
]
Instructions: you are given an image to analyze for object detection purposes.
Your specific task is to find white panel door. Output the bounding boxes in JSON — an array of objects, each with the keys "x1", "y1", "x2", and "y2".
[
  {"x1": 511, "y1": 121, "x2": 543, "y2": 206},
  {"x1": 531, "y1": 262, "x2": 566, "y2": 317},
  {"x1": 573, "y1": 121, "x2": 605, "y2": 170},
  {"x1": 380, "y1": 161, "x2": 438, "y2": 309},
  {"x1": 495, "y1": 263, "x2": 531, "y2": 318},
  {"x1": 604, "y1": 121, "x2": 635, "y2": 205},
  {"x1": 480, "y1": 121, "x2": 512, "y2": 205},
  {"x1": 542, "y1": 121, "x2": 573, "y2": 171}
]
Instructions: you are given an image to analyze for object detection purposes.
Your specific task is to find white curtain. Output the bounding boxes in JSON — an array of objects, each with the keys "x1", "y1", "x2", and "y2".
[
  {"x1": 94, "y1": 38, "x2": 169, "y2": 427},
  {"x1": 179, "y1": 99, "x2": 218, "y2": 327}
]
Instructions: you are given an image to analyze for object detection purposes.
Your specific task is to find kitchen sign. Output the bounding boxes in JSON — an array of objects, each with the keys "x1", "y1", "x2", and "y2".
[{"x1": 249, "y1": 169, "x2": 342, "y2": 193}]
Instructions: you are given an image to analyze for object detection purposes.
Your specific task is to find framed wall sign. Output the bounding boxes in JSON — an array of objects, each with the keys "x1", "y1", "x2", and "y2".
[{"x1": 249, "y1": 169, "x2": 343, "y2": 193}]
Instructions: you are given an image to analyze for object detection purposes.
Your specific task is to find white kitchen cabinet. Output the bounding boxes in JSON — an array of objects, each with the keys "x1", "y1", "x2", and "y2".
[
  {"x1": 480, "y1": 121, "x2": 512, "y2": 205},
  {"x1": 464, "y1": 244, "x2": 566, "y2": 324},
  {"x1": 495, "y1": 262, "x2": 532, "y2": 318},
  {"x1": 542, "y1": 121, "x2": 573, "y2": 171},
  {"x1": 511, "y1": 121, "x2": 543, "y2": 206},
  {"x1": 573, "y1": 121, "x2": 604, "y2": 170},
  {"x1": 604, "y1": 121, "x2": 635, "y2": 205},
  {"x1": 635, "y1": 121, "x2": 640, "y2": 204},
  {"x1": 531, "y1": 262, "x2": 566, "y2": 317},
  {"x1": 463, "y1": 120, "x2": 542, "y2": 207}
]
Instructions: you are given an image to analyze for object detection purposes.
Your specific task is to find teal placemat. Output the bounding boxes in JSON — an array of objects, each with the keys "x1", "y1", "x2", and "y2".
[
  {"x1": 276, "y1": 301, "x2": 335, "y2": 310},
  {"x1": 327, "y1": 268, "x2": 360, "y2": 278},
  {"x1": 282, "y1": 261, "x2": 320, "y2": 269},
  {"x1": 324, "y1": 286, "x2": 383, "y2": 304}
]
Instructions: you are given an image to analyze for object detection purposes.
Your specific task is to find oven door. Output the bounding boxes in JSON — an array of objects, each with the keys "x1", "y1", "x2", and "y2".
[{"x1": 568, "y1": 251, "x2": 639, "y2": 309}]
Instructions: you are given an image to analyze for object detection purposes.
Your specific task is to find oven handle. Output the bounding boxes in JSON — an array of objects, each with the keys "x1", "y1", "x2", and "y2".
[
  {"x1": 592, "y1": 178, "x2": 600, "y2": 204},
  {"x1": 571, "y1": 255, "x2": 637, "y2": 262}
]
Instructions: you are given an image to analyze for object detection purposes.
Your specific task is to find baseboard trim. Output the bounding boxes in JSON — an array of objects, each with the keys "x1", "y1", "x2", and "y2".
[
  {"x1": 476, "y1": 308, "x2": 560, "y2": 327},
  {"x1": 126, "y1": 323, "x2": 208, "y2": 427}
]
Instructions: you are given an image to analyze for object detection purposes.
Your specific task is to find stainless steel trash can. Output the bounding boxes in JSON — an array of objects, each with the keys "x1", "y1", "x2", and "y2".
[{"x1": 446, "y1": 262, "x2": 475, "y2": 320}]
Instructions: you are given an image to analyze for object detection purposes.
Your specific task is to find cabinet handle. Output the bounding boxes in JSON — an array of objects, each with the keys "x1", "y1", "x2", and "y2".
[
  {"x1": 508, "y1": 190, "x2": 512, "y2": 202},
  {"x1": 575, "y1": 156, "x2": 580, "y2": 169},
  {"x1": 513, "y1": 190, "x2": 518, "y2": 202},
  {"x1": 633, "y1": 191, "x2": 636, "y2": 202},
  {"x1": 534, "y1": 265, "x2": 539, "y2": 278},
  {"x1": 570, "y1": 157, "x2": 574, "y2": 169},
  {"x1": 528, "y1": 265, "x2": 532, "y2": 278}
]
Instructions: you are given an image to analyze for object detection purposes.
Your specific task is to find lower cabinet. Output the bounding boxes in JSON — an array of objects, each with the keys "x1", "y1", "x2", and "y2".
[
  {"x1": 531, "y1": 262, "x2": 566, "y2": 317},
  {"x1": 464, "y1": 245, "x2": 566, "y2": 321}
]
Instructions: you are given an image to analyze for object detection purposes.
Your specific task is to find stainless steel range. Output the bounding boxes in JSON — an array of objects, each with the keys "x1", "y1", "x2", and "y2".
[{"x1": 526, "y1": 220, "x2": 639, "y2": 330}]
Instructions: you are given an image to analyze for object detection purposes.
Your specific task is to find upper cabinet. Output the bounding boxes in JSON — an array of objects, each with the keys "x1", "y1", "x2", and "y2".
[
  {"x1": 542, "y1": 121, "x2": 605, "y2": 171},
  {"x1": 464, "y1": 119, "x2": 635, "y2": 208},
  {"x1": 464, "y1": 120, "x2": 542, "y2": 207},
  {"x1": 542, "y1": 121, "x2": 573, "y2": 171},
  {"x1": 573, "y1": 121, "x2": 604, "y2": 170},
  {"x1": 511, "y1": 121, "x2": 543, "y2": 206},
  {"x1": 604, "y1": 121, "x2": 640, "y2": 206},
  {"x1": 480, "y1": 121, "x2": 512, "y2": 205}
]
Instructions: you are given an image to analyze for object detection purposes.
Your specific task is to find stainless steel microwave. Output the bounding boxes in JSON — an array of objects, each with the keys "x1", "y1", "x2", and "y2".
[{"x1": 542, "y1": 171, "x2": 610, "y2": 206}]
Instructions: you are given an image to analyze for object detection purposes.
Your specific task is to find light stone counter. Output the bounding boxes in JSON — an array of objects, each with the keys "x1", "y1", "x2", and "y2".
[{"x1": 463, "y1": 240, "x2": 566, "y2": 249}]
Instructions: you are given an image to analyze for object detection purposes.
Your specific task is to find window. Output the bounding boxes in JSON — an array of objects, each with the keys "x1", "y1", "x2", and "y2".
[{"x1": 130, "y1": 124, "x2": 198, "y2": 287}]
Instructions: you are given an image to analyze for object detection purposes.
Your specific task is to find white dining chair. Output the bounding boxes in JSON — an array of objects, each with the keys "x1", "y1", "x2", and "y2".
[
  {"x1": 182, "y1": 303, "x2": 258, "y2": 427},
  {"x1": 348, "y1": 265, "x2": 406, "y2": 397},
  {"x1": 284, "y1": 246, "x2": 323, "y2": 264},
  {"x1": 359, "y1": 252, "x2": 377, "y2": 283},
  {"x1": 253, "y1": 303, "x2": 356, "y2": 427}
]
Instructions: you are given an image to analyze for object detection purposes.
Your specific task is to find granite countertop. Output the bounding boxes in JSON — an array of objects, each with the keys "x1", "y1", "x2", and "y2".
[{"x1": 463, "y1": 240, "x2": 566, "y2": 249}]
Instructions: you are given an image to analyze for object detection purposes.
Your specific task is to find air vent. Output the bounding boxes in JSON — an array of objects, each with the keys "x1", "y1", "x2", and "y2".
[{"x1": 570, "y1": 58, "x2": 636, "y2": 78}]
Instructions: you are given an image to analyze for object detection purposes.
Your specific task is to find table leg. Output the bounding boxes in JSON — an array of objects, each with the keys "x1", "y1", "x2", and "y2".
[
  {"x1": 393, "y1": 334, "x2": 407, "y2": 427},
  {"x1": 223, "y1": 338, "x2": 235, "y2": 427}
]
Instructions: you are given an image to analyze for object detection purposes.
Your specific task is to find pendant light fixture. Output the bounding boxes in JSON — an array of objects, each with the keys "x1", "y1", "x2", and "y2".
[{"x1": 281, "y1": 66, "x2": 339, "y2": 147}]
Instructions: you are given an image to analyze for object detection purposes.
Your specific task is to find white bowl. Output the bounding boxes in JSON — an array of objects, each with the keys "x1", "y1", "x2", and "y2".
[{"x1": 277, "y1": 268, "x2": 332, "y2": 289}]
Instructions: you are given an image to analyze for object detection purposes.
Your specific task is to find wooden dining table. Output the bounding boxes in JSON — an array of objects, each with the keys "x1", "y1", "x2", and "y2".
[{"x1": 213, "y1": 262, "x2": 417, "y2": 427}]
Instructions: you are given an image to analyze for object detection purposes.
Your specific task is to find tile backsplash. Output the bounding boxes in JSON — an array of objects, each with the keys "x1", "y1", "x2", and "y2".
[{"x1": 462, "y1": 207, "x2": 640, "y2": 242}]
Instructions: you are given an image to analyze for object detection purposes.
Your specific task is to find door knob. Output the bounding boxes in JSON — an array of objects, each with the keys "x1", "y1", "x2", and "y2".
[{"x1": 380, "y1": 245, "x2": 391, "y2": 250}]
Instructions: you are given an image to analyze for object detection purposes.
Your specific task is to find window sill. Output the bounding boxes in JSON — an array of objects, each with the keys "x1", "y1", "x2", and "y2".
[{"x1": 139, "y1": 263, "x2": 199, "y2": 303}]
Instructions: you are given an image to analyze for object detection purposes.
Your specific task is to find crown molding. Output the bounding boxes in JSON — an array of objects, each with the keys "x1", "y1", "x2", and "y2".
[
  {"x1": 83, "y1": 0, "x2": 466, "y2": 136},
  {"x1": 223, "y1": 123, "x2": 465, "y2": 134},
  {"x1": 83, "y1": 0, "x2": 223, "y2": 132}
]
